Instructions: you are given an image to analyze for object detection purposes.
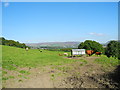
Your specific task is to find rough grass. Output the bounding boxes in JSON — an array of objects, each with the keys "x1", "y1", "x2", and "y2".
[
  {"x1": 94, "y1": 55, "x2": 119, "y2": 67},
  {"x1": 2, "y1": 45, "x2": 83, "y2": 70},
  {"x1": 2, "y1": 45, "x2": 88, "y2": 82}
]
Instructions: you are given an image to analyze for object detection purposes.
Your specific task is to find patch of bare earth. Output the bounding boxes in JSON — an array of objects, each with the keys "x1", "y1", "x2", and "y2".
[
  {"x1": 2, "y1": 56, "x2": 119, "y2": 89},
  {"x1": 3, "y1": 67, "x2": 55, "y2": 88},
  {"x1": 58, "y1": 57, "x2": 119, "y2": 88}
]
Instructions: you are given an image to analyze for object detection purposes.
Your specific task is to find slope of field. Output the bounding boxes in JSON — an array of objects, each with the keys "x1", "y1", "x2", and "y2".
[
  {"x1": 2, "y1": 45, "x2": 78, "y2": 70},
  {"x1": 2, "y1": 45, "x2": 120, "y2": 88}
]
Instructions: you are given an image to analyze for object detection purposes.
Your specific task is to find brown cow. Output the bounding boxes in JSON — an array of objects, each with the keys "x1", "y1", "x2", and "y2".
[
  {"x1": 86, "y1": 50, "x2": 94, "y2": 56},
  {"x1": 95, "y1": 52, "x2": 102, "y2": 55},
  {"x1": 58, "y1": 54, "x2": 63, "y2": 56}
]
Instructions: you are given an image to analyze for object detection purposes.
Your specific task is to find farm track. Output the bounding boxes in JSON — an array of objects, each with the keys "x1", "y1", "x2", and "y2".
[{"x1": 2, "y1": 56, "x2": 119, "y2": 88}]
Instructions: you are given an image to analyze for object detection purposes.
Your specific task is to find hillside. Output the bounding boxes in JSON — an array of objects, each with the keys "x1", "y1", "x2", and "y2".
[
  {"x1": 25, "y1": 42, "x2": 80, "y2": 49},
  {"x1": 2, "y1": 45, "x2": 119, "y2": 88}
]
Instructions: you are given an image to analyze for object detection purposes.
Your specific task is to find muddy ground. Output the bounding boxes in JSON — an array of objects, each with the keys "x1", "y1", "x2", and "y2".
[{"x1": 2, "y1": 57, "x2": 120, "y2": 89}]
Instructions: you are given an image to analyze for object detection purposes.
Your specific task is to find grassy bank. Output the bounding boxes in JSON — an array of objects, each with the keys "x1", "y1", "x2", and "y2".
[{"x1": 94, "y1": 55, "x2": 119, "y2": 67}]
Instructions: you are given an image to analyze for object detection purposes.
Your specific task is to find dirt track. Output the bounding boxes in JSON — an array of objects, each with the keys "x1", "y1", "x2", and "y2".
[{"x1": 3, "y1": 57, "x2": 120, "y2": 88}]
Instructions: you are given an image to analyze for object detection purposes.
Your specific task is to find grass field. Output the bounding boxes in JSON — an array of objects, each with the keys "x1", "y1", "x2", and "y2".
[
  {"x1": 2, "y1": 45, "x2": 120, "y2": 88},
  {"x1": 94, "y1": 55, "x2": 119, "y2": 67},
  {"x1": 2, "y1": 45, "x2": 84, "y2": 70},
  {"x1": 2, "y1": 45, "x2": 119, "y2": 71}
]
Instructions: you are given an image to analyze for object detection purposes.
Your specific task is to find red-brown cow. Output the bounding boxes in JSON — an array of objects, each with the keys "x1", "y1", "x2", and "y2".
[
  {"x1": 95, "y1": 52, "x2": 102, "y2": 55},
  {"x1": 86, "y1": 50, "x2": 94, "y2": 56},
  {"x1": 58, "y1": 54, "x2": 63, "y2": 56}
]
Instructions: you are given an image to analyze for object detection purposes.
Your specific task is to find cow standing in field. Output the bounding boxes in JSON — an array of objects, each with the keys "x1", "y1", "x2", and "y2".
[
  {"x1": 95, "y1": 52, "x2": 102, "y2": 56},
  {"x1": 26, "y1": 47, "x2": 29, "y2": 51},
  {"x1": 58, "y1": 54, "x2": 63, "y2": 56},
  {"x1": 63, "y1": 53, "x2": 68, "y2": 56},
  {"x1": 86, "y1": 50, "x2": 94, "y2": 56}
]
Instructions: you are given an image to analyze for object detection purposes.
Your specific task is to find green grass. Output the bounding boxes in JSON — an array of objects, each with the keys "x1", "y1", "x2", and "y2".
[
  {"x1": 2, "y1": 45, "x2": 75, "y2": 69},
  {"x1": 80, "y1": 59, "x2": 87, "y2": 64},
  {"x1": 54, "y1": 66, "x2": 72, "y2": 72},
  {"x1": 94, "y1": 55, "x2": 119, "y2": 67},
  {"x1": 2, "y1": 76, "x2": 14, "y2": 80},
  {"x1": 19, "y1": 70, "x2": 30, "y2": 75},
  {"x1": 2, "y1": 77, "x2": 9, "y2": 80},
  {"x1": 9, "y1": 76, "x2": 15, "y2": 79},
  {"x1": 3, "y1": 45, "x2": 88, "y2": 82},
  {"x1": 2, "y1": 71, "x2": 7, "y2": 75},
  {"x1": 51, "y1": 74, "x2": 55, "y2": 80},
  {"x1": 2, "y1": 45, "x2": 84, "y2": 71},
  {"x1": 18, "y1": 75, "x2": 29, "y2": 79},
  {"x1": 18, "y1": 79, "x2": 23, "y2": 82}
]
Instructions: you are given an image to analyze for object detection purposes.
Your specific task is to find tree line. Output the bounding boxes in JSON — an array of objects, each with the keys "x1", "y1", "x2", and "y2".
[
  {"x1": 0, "y1": 37, "x2": 29, "y2": 49},
  {"x1": 78, "y1": 40, "x2": 120, "y2": 60}
]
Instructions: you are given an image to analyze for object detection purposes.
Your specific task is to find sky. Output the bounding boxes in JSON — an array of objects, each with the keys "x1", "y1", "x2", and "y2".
[
  {"x1": 2, "y1": 2, "x2": 118, "y2": 43},
  {"x1": 2, "y1": 0, "x2": 119, "y2": 2}
]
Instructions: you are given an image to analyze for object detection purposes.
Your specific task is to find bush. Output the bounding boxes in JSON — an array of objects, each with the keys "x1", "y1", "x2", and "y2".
[
  {"x1": 78, "y1": 40, "x2": 104, "y2": 52},
  {"x1": 105, "y1": 40, "x2": 119, "y2": 59},
  {"x1": 60, "y1": 48, "x2": 72, "y2": 52}
]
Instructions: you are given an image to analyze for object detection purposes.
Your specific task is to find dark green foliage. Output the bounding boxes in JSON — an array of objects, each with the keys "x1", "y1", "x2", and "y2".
[
  {"x1": 118, "y1": 42, "x2": 120, "y2": 60},
  {"x1": 60, "y1": 48, "x2": 72, "y2": 52},
  {"x1": 78, "y1": 40, "x2": 104, "y2": 52},
  {"x1": 105, "y1": 40, "x2": 119, "y2": 59},
  {"x1": 47, "y1": 48, "x2": 73, "y2": 52},
  {"x1": 0, "y1": 37, "x2": 29, "y2": 49}
]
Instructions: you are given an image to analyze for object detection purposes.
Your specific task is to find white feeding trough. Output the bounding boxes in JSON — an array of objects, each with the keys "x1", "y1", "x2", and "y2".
[{"x1": 71, "y1": 49, "x2": 85, "y2": 56}]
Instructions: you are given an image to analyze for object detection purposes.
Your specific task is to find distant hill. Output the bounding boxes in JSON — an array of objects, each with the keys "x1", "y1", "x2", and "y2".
[
  {"x1": 25, "y1": 42, "x2": 80, "y2": 49},
  {"x1": 101, "y1": 40, "x2": 118, "y2": 47}
]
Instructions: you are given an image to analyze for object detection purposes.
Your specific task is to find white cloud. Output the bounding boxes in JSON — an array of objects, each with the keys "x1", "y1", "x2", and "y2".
[
  {"x1": 4, "y1": 2, "x2": 10, "y2": 7},
  {"x1": 89, "y1": 32, "x2": 105, "y2": 36}
]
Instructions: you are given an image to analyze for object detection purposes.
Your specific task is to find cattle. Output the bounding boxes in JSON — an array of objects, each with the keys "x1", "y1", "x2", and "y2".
[
  {"x1": 63, "y1": 53, "x2": 68, "y2": 56},
  {"x1": 86, "y1": 50, "x2": 94, "y2": 56},
  {"x1": 25, "y1": 47, "x2": 29, "y2": 51},
  {"x1": 95, "y1": 52, "x2": 102, "y2": 55},
  {"x1": 58, "y1": 54, "x2": 63, "y2": 56}
]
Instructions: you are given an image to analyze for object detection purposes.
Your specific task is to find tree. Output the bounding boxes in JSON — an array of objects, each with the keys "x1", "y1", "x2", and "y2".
[
  {"x1": 0, "y1": 37, "x2": 30, "y2": 49},
  {"x1": 105, "y1": 40, "x2": 119, "y2": 59},
  {"x1": 78, "y1": 40, "x2": 104, "y2": 52},
  {"x1": 0, "y1": 37, "x2": 6, "y2": 45}
]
